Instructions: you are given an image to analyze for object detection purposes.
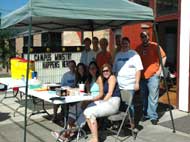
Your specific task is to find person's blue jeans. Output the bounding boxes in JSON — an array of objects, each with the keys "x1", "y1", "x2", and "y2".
[{"x1": 140, "y1": 74, "x2": 160, "y2": 120}]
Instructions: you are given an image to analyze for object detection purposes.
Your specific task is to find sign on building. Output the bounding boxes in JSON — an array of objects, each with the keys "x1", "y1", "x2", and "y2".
[{"x1": 23, "y1": 46, "x2": 84, "y2": 83}]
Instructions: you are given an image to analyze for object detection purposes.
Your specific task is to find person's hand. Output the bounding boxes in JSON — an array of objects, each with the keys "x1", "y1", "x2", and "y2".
[
  {"x1": 81, "y1": 101, "x2": 89, "y2": 110},
  {"x1": 134, "y1": 83, "x2": 139, "y2": 91},
  {"x1": 155, "y1": 70, "x2": 161, "y2": 76},
  {"x1": 103, "y1": 97, "x2": 109, "y2": 101},
  {"x1": 103, "y1": 98, "x2": 108, "y2": 101}
]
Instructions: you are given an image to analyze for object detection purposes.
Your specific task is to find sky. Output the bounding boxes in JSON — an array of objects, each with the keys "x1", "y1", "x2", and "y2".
[{"x1": 0, "y1": 0, "x2": 28, "y2": 16}]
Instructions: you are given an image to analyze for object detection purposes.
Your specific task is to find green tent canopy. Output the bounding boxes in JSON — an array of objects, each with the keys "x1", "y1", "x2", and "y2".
[{"x1": 1, "y1": 0, "x2": 154, "y2": 31}]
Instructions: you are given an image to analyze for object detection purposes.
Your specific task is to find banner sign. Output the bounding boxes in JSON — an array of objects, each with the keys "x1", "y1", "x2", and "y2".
[
  {"x1": 33, "y1": 53, "x2": 72, "y2": 69},
  {"x1": 23, "y1": 46, "x2": 84, "y2": 83}
]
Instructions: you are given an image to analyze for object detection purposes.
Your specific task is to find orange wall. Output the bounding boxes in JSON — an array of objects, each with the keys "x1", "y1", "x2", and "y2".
[
  {"x1": 76, "y1": 22, "x2": 154, "y2": 51},
  {"x1": 77, "y1": 32, "x2": 82, "y2": 43},
  {"x1": 122, "y1": 22, "x2": 153, "y2": 49}
]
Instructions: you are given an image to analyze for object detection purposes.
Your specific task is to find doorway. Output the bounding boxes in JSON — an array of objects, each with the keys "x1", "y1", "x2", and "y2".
[{"x1": 157, "y1": 21, "x2": 178, "y2": 107}]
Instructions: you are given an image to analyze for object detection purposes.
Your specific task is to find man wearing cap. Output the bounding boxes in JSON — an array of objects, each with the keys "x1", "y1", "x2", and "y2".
[{"x1": 136, "y1": 31, "x2": 166, "y2": 125}]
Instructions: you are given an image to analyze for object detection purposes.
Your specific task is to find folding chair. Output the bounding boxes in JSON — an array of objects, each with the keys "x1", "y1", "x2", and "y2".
[
  {"x1": 107, "y1": 90, "x2": 136, "y2": 141},
  {"x1": 0, "y1": 83, "x2": 8, "y2": 102},
  {"x1": 0, "y1": 83, "x2": 20, "y2": 102}
]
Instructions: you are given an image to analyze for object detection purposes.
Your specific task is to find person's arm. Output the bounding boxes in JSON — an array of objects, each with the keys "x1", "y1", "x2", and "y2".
[
  {"x1": 103, "y1": 75, "x2": 116, "y2": 101},
  {"x1": 112, "y1": 54, "x2": 118, "y2": 74},
  {"x1": 91, "y1": 51, "x2": 96, "y2": 62},
  {"x1": 80, "y1": 51, "x2": 85, "y2": 64},
  {"x1": 85, "y1": 80, "x2": 90, "y2": 94},
  {"x1": 134, "y1": 70, "x2": 141, "y2": 91},
  {"x1": 134, "y1": 51, "x2": 143, "y2": 91},
  {"x1": 61, "y1": 74, "x2": 66, "y2": 86},
  {"x1": 91, "y1": 76, "x2": 104, "y2": 101},
  {"x1": 108, "y1": 52, "x2": 113, "y2": 65},
  {"x1": 96, "y1": 53, "x2": 100, "y2": 68}
]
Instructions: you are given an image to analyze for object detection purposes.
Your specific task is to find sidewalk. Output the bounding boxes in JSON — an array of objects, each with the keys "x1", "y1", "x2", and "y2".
[
  {"x1": 0, "y1": 68, "x2": 10, "y2": 78},
  {"x1": 0, "y1": 91, "x2": 190, "y2": 142}
]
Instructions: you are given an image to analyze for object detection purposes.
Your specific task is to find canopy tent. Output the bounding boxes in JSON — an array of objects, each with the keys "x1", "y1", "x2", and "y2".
[
  {"x1": 1, "y1": 0, "x2": 154, "y2": 31},
  {"x1": 0, "y1": 1, "x2": 175, "y2": 142}
]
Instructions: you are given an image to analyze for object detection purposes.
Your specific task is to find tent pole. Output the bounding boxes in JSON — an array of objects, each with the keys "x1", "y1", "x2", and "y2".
[
  {"x1": 153, "y1": 22, "x2": 175, "y2": 133},
  {"x1": 92, "y1": 31, "x2": 94, "y2": 38},
  {"x1": 0, "y1": 12, "x2": 1, "y2": 29},
  {"x1": 24, "y1": 16, "x2": 32, "y2": 142}
]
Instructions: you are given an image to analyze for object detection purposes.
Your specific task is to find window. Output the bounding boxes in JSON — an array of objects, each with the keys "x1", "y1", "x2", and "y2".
[
  {"x1": 132, "y1": 0, "x2": 149, "y2": 6},
  {"x1": 23, "y1": 36, "x2": 33, "y2": 47},
  {"x1": 157, "y1": 0, "x2": 178, "y2": 16},
  {"x1": 41, "y1": 32, "x2": 61, "y2": 47},
  {"x1": 41, "y1": 33, "x2": 49, "y2": 47},
  {"x1": 51, "y1": 32, "x2": 61, "y2": 47}
]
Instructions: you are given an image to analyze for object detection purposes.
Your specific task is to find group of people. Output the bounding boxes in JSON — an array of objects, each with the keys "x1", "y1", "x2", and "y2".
[
  {"x1": 51, "y1": 31, "x2": 166, "y2": 142},
  {"x1": 80, "y1": 37, "x2": 112, "y2": 68}
]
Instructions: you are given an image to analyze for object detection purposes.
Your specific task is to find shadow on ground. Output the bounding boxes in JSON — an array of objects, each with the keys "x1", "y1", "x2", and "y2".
[
  {"x1": 160, "y1": 115, "x2": 190, "y2": 134},
  {"x1": 14, "y1": 97, "x2": 53, "y2": 112},
  {"x1": 133, "y1": 91, "x2": 174, "y2": 126},
  {"x1": 0, "y1": 112, "x2": 11, "y2": 122}
]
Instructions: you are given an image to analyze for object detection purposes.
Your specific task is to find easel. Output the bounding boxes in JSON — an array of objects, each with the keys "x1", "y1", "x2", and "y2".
[{"x1": 153, "y1": 22, "x2": 176, "y2": 133}]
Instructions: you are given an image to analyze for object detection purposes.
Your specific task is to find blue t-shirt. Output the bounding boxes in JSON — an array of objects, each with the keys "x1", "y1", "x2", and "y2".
[{"x1": 61, "y1": 71, "x2": 76, "y2": 87}]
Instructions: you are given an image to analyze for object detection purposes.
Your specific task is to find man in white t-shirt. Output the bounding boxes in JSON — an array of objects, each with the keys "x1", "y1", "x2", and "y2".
[{"x1": 113, "y1": 37, "x2": 143, "y2": 129}]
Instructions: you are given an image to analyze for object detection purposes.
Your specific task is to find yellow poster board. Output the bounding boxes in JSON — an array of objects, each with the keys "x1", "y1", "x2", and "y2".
[{"x1": 11, "y1": 58, "x2": 35, "y2": 79}]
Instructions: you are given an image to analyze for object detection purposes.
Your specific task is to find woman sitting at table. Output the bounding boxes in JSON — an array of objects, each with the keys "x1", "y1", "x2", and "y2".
[
  {"x1": 66, "y1": 62, "x2": 88, "y2": 132},
  {"x1": 51, "y1": 61, "x2": 104, "y2": 141},
  {"x1": 84, "y1": 64, "x2": 121, "y2": 142},
  {"x1": 75, "y1": 63, "x2": 88, "y2": 87}
]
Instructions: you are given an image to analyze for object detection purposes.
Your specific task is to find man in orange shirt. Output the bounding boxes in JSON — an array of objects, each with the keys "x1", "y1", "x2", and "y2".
[
  {"x1": 136, "y1": 31, "x2": 166, "y2": 125},
  {"x1": 96, "y1": 38, "x2": 112, "y2": 68}
]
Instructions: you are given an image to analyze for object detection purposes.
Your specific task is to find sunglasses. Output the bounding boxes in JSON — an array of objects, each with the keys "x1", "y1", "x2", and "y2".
[
  {"x1": 140, "y1": 35, "x2": 147, "y2": 39},
  {"x1": 102, "y1": 69, "x2": 109, "y2": 73}
]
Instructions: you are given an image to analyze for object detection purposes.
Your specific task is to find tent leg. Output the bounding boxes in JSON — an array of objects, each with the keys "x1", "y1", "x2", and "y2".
[
  {"x1": 92, "y1": 31, "x2": 94, "y2": 38},
  {"x1": 23, "y1": 16, "x2": 32, "y2": 142},
  {"x1": 153, "y1": 22, "x2": 176, "y2": 133}
]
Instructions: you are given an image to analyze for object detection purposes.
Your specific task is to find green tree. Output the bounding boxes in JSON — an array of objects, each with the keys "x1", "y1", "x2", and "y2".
[{"x1": 0, "y1": 29, "x2": 16, "y2": 71}]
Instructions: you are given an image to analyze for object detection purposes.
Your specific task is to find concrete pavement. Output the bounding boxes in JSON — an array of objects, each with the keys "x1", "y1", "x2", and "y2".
[{"x1": 0, "y1": 91, "x2": 190, "y2": 142}]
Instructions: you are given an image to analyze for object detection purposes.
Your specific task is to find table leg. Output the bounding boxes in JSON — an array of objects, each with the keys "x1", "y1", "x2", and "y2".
[
  {"x1": 13, "y1": 92, "x2": 24, "y2": 117},
  {"x1": 28, "y1": 97, "x2": 50, "y2": 120},
  {"x1": 0, "y1": 91, "x2": 7, "y2": 102},
  {"x1": 1, "y1": 87, "x2": 20, "y2": 103}
]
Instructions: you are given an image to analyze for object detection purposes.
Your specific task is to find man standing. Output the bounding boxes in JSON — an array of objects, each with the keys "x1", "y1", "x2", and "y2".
[
  {"x1": 136, "y1": 31, "x2": 166, "y2": 125},
  {"x1": 96, "y1": 38, "x2": 112, "y2": 68},
  {"x1": 92, "y1": 37, "x2": 101, "y2": 57},
  {"x1": 80, "y1": 38, "x2": 96, "y2": 66}
]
